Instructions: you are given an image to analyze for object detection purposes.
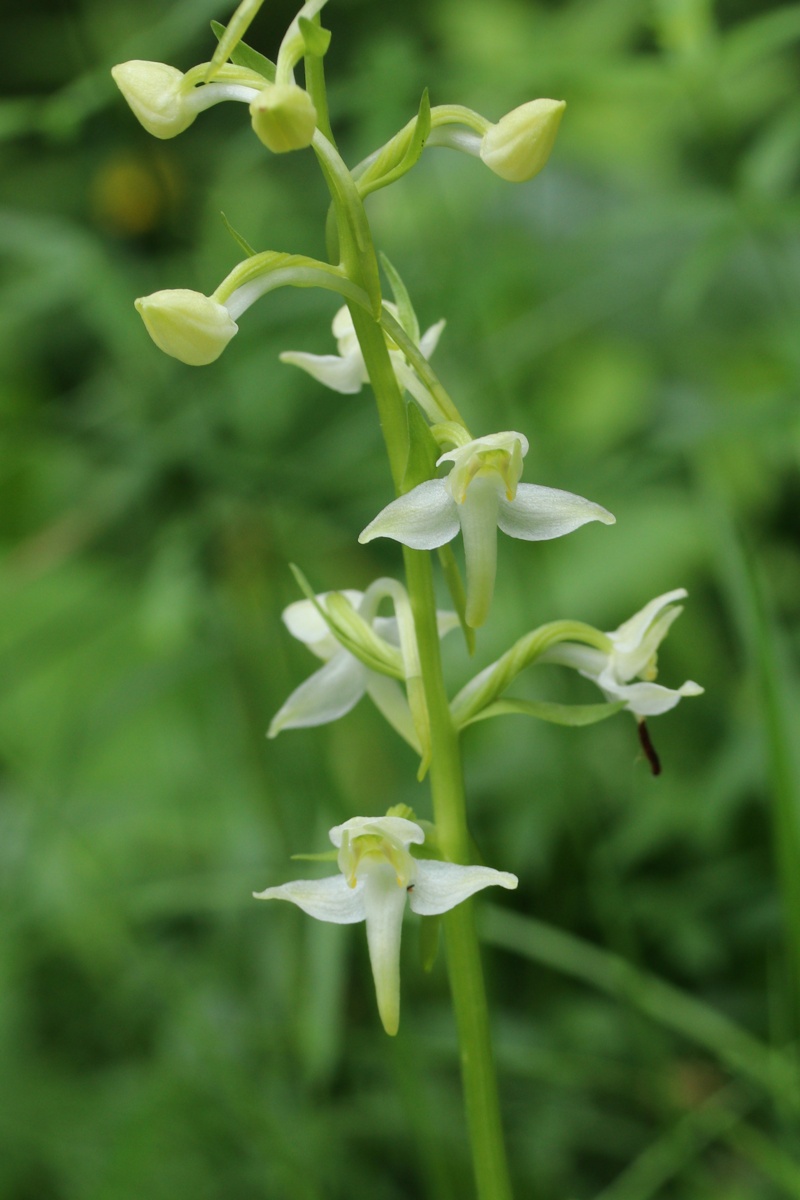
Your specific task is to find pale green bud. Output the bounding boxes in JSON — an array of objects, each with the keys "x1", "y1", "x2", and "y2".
[
  {"x1": 480, "y1": 98, "x2": 566, "y2": 183},
  {"x1": 111, "y1": 61, "x2": 196, "y2": 140},
  {"x1": 134, "y1": 289, "x2": 238, "y2": 366},
  {"x1": 249, "y1": 83, "x2": 317, "y2": 153}
]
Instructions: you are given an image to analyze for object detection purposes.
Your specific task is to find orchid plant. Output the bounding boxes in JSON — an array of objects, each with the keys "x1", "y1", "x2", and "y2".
[{"x1": 113, "y1": 3, "x2": 702, "y2": 1196}]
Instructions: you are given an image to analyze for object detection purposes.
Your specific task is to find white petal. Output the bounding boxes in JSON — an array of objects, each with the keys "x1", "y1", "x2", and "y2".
[
  {"x1": 596, "y1": 670, "x2": 704, "y2": 717},
  {"x1": 331, "y1": 304, "x2": 354, "y2": 340},
  {"x1": 282, "y1": 591, "x2": 364, "y2": 654},
  {"x1": 254, "y1": 873, "x2": 366, "y2": 923},
  {"x1": 392, "y1": 358, "x2": 441, "y2": 421},
  {"x1": 611, "y1": 604, "x2": 684, "y2": 682},
  {"x1": 329, "y1": 816, "x2": 425, "y2": 849},
  {"x1": 365, "y1": 674, "x2": 421, "y2": 753},
  {"x1": 456, "y1": 478, "x2": 500, "y2": 629},
  {"x1": 359, "y1": 480, "x2": 459, "y2": 550},
  {"x1": 279, "y1": 349, "x2": 367, "y2": 394},
  {"x1": 267, "y1": 652, "x2": 367, "y2": 736},
  {"x1": 610, "y1": 589, "x2": 688, "y2": 655},
  {"x1": 497, "y1": 484, "x2": 615, "y2": 541},
  {"x1": 419, "y1": 318, "x2": 446, "y2": 360},
  {"x1": 362, "y1": 864, "x2": 408, "y2": 1036},
  {"x1": 409, "y1": 860, "x2": 518, "y2": 916}
]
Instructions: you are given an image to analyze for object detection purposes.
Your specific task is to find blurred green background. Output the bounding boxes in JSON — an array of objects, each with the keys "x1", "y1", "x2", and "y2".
[{"x1": 2, "y1": 0, "x2": 800, "y2": 1196}]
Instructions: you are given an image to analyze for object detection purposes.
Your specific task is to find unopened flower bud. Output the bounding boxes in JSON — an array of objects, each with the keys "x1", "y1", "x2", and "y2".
[
  {"x1": 249, "y1": 83, "x2": 317, "y2": 153},
  {"x1": 480, "y1": 98, "x2": 566, "y2": 183},
  {"x1": 111, "y1": 61, "x2": 195, "y2": 140},
  {"x1": 134, "y1": 289, "x2": 238, "y2": 365}
]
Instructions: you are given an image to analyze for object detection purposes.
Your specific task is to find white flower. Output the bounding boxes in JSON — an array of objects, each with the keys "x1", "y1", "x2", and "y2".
[
  {"x1": 268, "y1": 583, "x2": 458, "y2": 751},
  {"x1": 543, "y1": 589, "x2": 704, "y2": 717},
  {"x1": 359, "y1": 430, "x2": 615, "y2": 629},
  {"x1": 279, "y1": 303, "x2": 445, "y2": 411},
  {"x1": 255, "y1": 815, "x2": 517, "y2": 1034}
]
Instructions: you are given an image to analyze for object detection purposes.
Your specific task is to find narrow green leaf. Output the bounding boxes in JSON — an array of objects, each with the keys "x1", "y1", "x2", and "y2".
[
  {"x1": 206, "y1": 0, "x2": 268, "y2": 82},
  {"x1": 462, "y1": 697, "x2": 626, "y2": 729},
  {"x1": 380, "y1": 252, "x2": 420, "y2": 343},
  {"x1": 219, "y1": 211, "x2": 257, "y2": 257},
  {"x1": 211, "y1": 20, "x2": 276, "y2": 80},
  {"x1": 481, "y1": 904, "x2": 800, "y2": 1111},
  {"x1": 290, "y1": 850, "x2": 339, "y2": 862},
  {"x1": 298, "y1": 16, "x2": 331, "y2": 57}
]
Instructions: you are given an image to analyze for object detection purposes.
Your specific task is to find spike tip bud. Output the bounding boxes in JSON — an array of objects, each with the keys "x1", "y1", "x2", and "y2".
[
  {"x1": 134, "y1": 289, "x2": 238, "y2": 365},
  {"x1": 480, "y1": 98, "x2": 566, "y2": 183},
  {"x1": 111, "y1": 61, "x2": 196, "y2": 140}
]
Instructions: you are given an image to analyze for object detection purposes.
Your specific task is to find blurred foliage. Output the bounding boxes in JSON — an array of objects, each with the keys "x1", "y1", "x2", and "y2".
[{"x1": 2, "y1": 0, "x2": 800, "y2": 1197}]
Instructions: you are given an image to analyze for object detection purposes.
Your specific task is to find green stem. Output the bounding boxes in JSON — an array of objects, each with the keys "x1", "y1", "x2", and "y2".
[{"x1": 319, "y1": 135, "x2": 514, "y2": 1199}]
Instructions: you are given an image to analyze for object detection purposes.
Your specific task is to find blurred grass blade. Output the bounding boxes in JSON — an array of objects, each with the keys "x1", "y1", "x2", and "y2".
[
  {"x1": 481, "y1": 904, "x2": 799, "y2": 1110},
  {"x1": 594, "y1": 1084, "x2": 750, "y2": 1200},
  {"x1": 695, "y1": 452, "x2": 800, "y2": 1035}
]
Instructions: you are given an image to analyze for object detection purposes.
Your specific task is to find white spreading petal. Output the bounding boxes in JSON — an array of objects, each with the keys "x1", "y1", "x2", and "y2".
[
  {"x1": 409, "y1": 860, "x2": 518, "y2": 916},
  {"x1": 253, "y1": 874, "x2": 366, "y2": 923},
  {"x1": 278, "y1": 349, "x2": 367, "y2": 394},
  {"x1": 359, "y1": 480, "x2": 459, "y2": 550},
  {"x1": 612, "y1": 605, "x2": 684, "y2": 681},
  {"x1": 365, "y1": 674, "x2": 421, "y2": 752},
  {"x1": 497, "y1": 484, "x2": 616, "y2": 541},
  {"x1": 596, "y1": 669, "x2": 704, "y2": 717},
  {"x1": 611, "y1": 589, "x2": 687, "y2": 656},
  {"x1": 419, "y1": 319, "x2": 446, "y2": 359},
  {"x1": 268, "y1": 651, "x2": 367, "y2": 736}
]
